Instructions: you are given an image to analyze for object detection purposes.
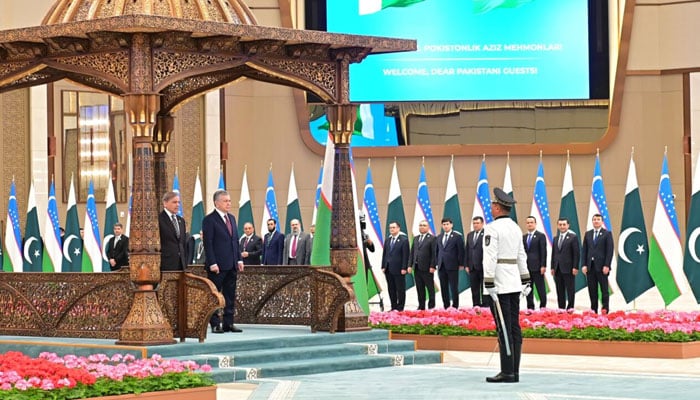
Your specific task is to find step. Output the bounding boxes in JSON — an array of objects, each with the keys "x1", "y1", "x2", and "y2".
[
  {"x1": 177, "y1": 339, "x2": 419, "y2": 369},
  {"x1": 246, "y1": 354, "x2": 404, "y2": 379},
  {"x1": 153, "y1": 329, "x2": 392, "y2": 358}
]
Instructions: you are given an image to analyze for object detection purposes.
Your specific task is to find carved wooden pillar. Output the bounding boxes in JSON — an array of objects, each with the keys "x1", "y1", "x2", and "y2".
[
  {"x1": 153, "y1": 113, "x2": 174, "y2": 202},
  {"x1": 327, "y1": 104, "x2": 369, "y2": 331},
  {"x1": 117, "y1": 33, "x2": 174, "y2": 345}
]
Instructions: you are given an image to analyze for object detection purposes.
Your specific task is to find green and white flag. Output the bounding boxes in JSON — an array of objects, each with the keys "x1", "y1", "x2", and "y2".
[
  {"x1": 62, "y1": 174, "x2": 83, "y2": 272},
  {"x1": 237, "y1": 166, "x2": 254, "y2": 236},
  {"x1": 503, "y1": 159, "x2": 518, "y2": 223},
  {"x1": 359, "y1": 0, "x2": 425, "y2": 15},
  {"x1": 648, "y1": 153, "x2": 686, "y2": 305},
  {"x1": 443, "y1": 157, "x2": 468, "y2": 293},
  {"x1": 190, "y1": 170, "x2": 205, "y2": 264},
  {"x1": 82, "y1": 180, "x2": 102, "y2": 273},
  {"x1": 285, "y1": 165, "x2": 303, "y2": 235},
  {"x1": 4, "y1": 180, "x2": 23, "y2": 272},
  {"x1": 23, "y1": 181, "x2": 43, "y2": 272},
  {"x1": 617, "y1": 153, "x2": 654, "y2": 303},
  {"x1": 102, "y1": 178, "x2": 118, "y2": 272},
  {"x1": 684, "y1": 154, "x2": 700, "y2": 304},
  {"x1": 42, "y1": 180, "x2": 62, "y2": 272},
  {"x1": 310, "y1": 133, "x2": 334, "y2": 267}
]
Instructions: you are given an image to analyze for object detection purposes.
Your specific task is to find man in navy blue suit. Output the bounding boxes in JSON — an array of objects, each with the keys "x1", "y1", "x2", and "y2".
[
  {"x1": 436, "y1": 217, "x2": 465, "y2": 309},
  {"x1": 262, "y1": 219, "x2": 285, "y2": 265},
  {"x1": 381, "y1": 221, "x2": 410, "y2": 311},
  {"x1": 203, "y1": 189, "x2": 244, "y2": 333},
  {"x1": 464, "y1": 216, "x2": 485, "y2": 307},
  {"x1": 581, "y1": 213, "x2": 614, "y2": 314},
  {"x1": 523, "y1": 216, "x2": 548, "y2": 310}
]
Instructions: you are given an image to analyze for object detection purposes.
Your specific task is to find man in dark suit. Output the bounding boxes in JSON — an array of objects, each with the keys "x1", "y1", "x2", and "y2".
[
  {"x1": 523, "y1": 216, "x2": 547, "y2": 309},
  {"x1": 283, "y1": 219, "x2": 312, "y2": 265},
  {"x1": 551, "y1": 217, "x2": 580, "y2": 310},
  {"x1": 381, "y1": 221, "x2": 410, "y2": 311},
  {"x1": 239, "y1": 222, "x2": 262, "y2": 265},
  {"x1": 408, "y1": 220, "x2": 436, "y2": 310},
  {"x1": 581, "y1": 213, "x2": 614, "y2": 313},
  {"x1": 262, "y1": 219, "x2": 285, "y2": 265},
  {"x1": 436, "y1": 217, "x2": 465, "y2": 309},
  {"x1": 464, "y1": 216, "x2": 485, "y2": 307},
  {"x1": 203, "y1": 190, "x2": 244, "y2": 333},
  {"x1": 106, "y1": 222, "x2": 129, "y2": 271},
  {"x1": 158, "y1": 191, "x2": 187, "y2": 271}
]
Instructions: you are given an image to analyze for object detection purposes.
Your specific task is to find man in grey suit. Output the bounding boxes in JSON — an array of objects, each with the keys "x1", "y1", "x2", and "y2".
[
  {"x1": 408, "y1": 220, "x2": 436, "y2": 310},
  {"x1": 436, "y1": 217, "x2": 465, "y2": 309},
  {"x1": 282, "y1": 219, "x2": 312, "y2": 265},
  {"x1": 551, "y1": 217, "x2": 580, "y2": 310}
]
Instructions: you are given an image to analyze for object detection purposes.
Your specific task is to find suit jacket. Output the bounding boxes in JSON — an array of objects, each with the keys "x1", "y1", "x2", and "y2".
[
  {"x1": 464, "y1": 230, "x2": 484, "y2": 272},
  {"x1": 435, "y1": 231, "x2": 464, "y2": 271},
  {"x1": 409, "y1": 233, "x2": 436, "y2": 272},
  {"x1": 581, "y1": 228, "x2": 614, "y2": 270},
  {"x1": 239, "y1": 234, "x2": 263, "y2": 265},
  {"x1": 551, "y1": 231, "x2": 580, "y2": 274},
  {"x1": 262, "y1": 230, "x2": 285, "y2": 265},
  {"x1": 158, "y1": 210, "x2": 187, "y2": 271},
  {"x1": 382, "y1": 234, "x2": 410, "y2": 274},
  {"x1": 202, "y1": 211, "x2": 242, "y2": 271},
  {"x1": 523, "y1": 231, "x2": 547, "y2": 272},
  {"x1": 106, "y1": 235, "x2": 129, "y2": 270},
  {"x1": 283, "y1": 232, "x2": 312, "y2": 265}
]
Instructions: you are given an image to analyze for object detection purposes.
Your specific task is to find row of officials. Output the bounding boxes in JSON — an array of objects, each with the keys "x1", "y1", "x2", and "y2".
[
  {"x1": 380, "y1": 213, "x2": 614, "y2": 315},
  {"x1": 105, "y1": 190, "x2": 317, "y2": 335}
]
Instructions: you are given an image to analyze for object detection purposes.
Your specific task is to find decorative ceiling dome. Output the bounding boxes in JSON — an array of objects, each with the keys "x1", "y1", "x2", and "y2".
[{"x1": 42, "y1": 0, "x2": 257, "y2": 25}]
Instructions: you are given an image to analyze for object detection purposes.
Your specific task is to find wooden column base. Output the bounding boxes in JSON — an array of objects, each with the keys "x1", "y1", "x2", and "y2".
[{"x1": 116, "y1": 290, "x2": 175, "y2": 346}]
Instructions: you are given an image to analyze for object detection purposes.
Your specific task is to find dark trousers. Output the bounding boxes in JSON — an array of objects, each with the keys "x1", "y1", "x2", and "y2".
[
  {"x1": 207, "y1": 268, "x2": 238, "y2": 328},
  {"x1": 490, "y1": 292, "x2": 522, "y2": 375},
  {"x1": 554, "y1": 270, "x2": 575, "y2": 309},
  {"x1": 586, "y1": 266, "x2": 610, "y2": 313},
  {"x1": 438, "y1": 267, "x2": 459, "y2": 308},
  {"x1": 385, "y1": 271, "x2": 406, "y2": 311},
  {"x1": 526, "y1": 269, "x2": 547, "y2": 309},
  {"x1": 469, "y1": 269, "x2": 484, "y2": 307},
  {"x1": 414, "y1": 269, "x2": 435, "y2": 309}
]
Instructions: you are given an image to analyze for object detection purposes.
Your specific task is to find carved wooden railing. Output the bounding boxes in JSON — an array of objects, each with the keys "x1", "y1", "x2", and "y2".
[
  {"x1": 0, "y1": 271, "x2": 222, "y2": 342},
  {"x1": 187, "y1": 265, "x2": 352, "y2": 333},
  {"x1": 0, "y1": 266, "x2": 354, "y2": 341}
]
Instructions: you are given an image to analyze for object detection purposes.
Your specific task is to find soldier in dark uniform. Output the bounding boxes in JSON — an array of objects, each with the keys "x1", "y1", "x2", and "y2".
[{"x1": 483, "y1": 188, "x2": 531, "y2": 383}]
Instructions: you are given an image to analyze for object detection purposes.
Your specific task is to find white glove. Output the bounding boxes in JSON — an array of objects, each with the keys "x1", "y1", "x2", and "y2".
[
  {"x1": 487, "y1": 287, "x2": 498, "y2": 301},
  {"x1": 521, "y1": 283, "x2": 532, "y2": 297}
]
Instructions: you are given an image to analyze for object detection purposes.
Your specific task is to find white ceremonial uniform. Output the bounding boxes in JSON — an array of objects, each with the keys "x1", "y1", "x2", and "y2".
[{"x1": 483, "y1": 216, "x2": 530, "y2": 294}]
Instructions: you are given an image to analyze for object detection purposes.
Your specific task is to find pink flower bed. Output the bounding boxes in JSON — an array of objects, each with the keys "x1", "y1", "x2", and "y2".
[
  {"x1": 370, "y1": 308, "x2": 700, "y2": 335},
  {"x1": 0, "y1": 351, "x2": 212, "y2": 393}
]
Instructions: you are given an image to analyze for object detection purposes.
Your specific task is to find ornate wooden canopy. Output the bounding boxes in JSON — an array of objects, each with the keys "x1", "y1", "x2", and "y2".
[{"x1": 0, "y1": 0, "x2": 416, "y2": 343}]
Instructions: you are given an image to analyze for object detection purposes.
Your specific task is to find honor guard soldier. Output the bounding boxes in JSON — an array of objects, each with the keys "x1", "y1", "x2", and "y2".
[{"x1": 483, "y1": 188, "x2": 531, "y2": 383}]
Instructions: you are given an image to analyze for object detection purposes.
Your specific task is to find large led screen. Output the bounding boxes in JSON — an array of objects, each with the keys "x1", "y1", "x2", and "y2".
[{"x1": 327, "y1": 0, "x2": 592, "y2": 102}]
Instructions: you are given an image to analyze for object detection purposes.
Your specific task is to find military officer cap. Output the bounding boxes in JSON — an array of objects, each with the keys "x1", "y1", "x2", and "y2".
[{"x1": 493, "y1": 187, "x2": 516, "y2": 207}]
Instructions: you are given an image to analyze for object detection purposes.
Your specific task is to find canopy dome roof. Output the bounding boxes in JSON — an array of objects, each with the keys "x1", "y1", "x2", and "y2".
[{"x1": 42, "y1": 0, "x2": 257, "y2": 25}]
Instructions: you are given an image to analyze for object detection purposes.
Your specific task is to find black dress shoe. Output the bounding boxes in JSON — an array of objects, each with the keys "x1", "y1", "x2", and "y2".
[
  {"x1": 212, "y1": 325, "x2": 225, "y2": 334},
  {"x1": 486, "y1": 373, "x2": 516, "y2": 383},
  {"x1": 229, "y1": 325, "x2": 243, "y2": 333}
]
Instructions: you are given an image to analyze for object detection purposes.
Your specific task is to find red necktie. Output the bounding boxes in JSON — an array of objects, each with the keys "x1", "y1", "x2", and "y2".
[
  {"x1": 291, "y1": 235, "x2": 298, "y2": 258},
  {"x1": 225, "y1": 215, "x2": 233, "y2": 235}
]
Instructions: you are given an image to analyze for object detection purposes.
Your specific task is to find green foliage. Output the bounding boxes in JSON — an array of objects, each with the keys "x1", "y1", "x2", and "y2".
[
  {"x1": 0, "y1": 372, "x2": 215, "y2": 400},
  {"x1": 372, "y1": 323, "x2": 700, "y2": 343}
]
